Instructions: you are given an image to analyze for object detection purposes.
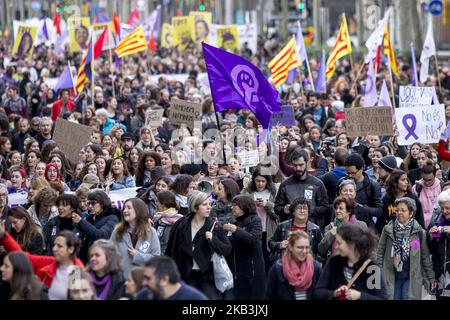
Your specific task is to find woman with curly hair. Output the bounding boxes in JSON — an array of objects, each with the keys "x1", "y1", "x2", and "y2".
[{"x1": 135, "y1": 150, "x2": 162, "y2": 187}]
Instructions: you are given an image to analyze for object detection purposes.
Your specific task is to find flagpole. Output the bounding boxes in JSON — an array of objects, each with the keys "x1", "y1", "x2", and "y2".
[
  {"x1": 350, "y1": 59, "x2": 363, "y2": 96},
  {"x1": 67, "y1": 60, "x2": 77, "y2": 97},
  {"x1": 109, "y1": 48, "x2": 116, "y2": 98},
  {"x1": 434, "y1": 55, "x2": 442, "y2": 95},
  {"x1": 305, "y1": 58, "x2": 315, "y2": 91},
  {"x1": 387, "y1": 58, "x2": 396, "y2": 108},
  {"x1": 91, "y1": 28, "x2": 95, "y2": 105}
]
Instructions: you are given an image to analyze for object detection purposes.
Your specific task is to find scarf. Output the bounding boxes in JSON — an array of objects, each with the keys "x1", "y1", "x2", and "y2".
[
  {"x1": 438, "y1": 214, "x2": 450, "y2": 227},
  {"x1": 154, "y1": 208, "x2": 183, "y2": 225},
  {"x1": 393, "y1": 219, "x2": 414, "y2": 262},
  {"x1": 91, "y1": 273, "x2": 112, "y2": 300},
  {"x1": 282, "y1": 252, "x2": 314, "y2": 292}
]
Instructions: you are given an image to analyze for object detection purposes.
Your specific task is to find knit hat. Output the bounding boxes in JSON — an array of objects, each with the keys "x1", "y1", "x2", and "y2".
[
  {"x1": 378, "y1": 155, "x2": 398, "y2": 173},
  {"x1": 79, "y1": 173, "x2": 100, "y2": 190}
]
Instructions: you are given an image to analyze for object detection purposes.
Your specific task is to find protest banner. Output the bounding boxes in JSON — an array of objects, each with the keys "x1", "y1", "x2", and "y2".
[
  {"x1": 237, "y1": 23, "x2": 258, "y2": 54},
  {"x1": 345, "y1": 107, "x2": 393, "y2": 137},
  {"x1": 8, "y1": 188, "x2": 138, "y2": 211},
  {"x1": 395, "y1": 104, "x2": 445, "y2": 145},
  {"x1": 168, "y1": 99, "x2": 202, "y2": 129},
  {"x1": 270, "y1": 105, "x2": 296, "y2": 127},
  {"x1": 53, "y1": 118, "x2": 94, "y2": 162},
  {"x1": 69, "y1": 16, "x2": 90, "y2": 52},
  {"x1": 399, "y1": 86, "x2": 435, "y2": 107},
  {"x1": 12, "y1": 25, "x2": 37, "y2": 58},
  {"x1": 216, "y1": 25, "x2": 239, "y2": 53},
  {"x1": 172, "y1": 16, "x2": 193, "y2": 52},
  {"x1": 145, "y1": 109, "x2": 165, "y2": 127},
  {"x1": 236, "y1": 150, "x2": 260, "y2": 168},
  {"x1": 190, "y1": 11, "x2": 212, "y2": 44},
  {"x1": 161, "y1": 23, "x2": 173, "y2": 48}
]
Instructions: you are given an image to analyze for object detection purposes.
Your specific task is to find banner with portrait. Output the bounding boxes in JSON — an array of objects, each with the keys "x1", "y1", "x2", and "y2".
[
  {"x1": 161, "y1": 23, "x2": 174, "y2": 48},
  {"x1": 189, "y1": 11, "x2": 212, "y2": 44},
  {"x1": 69, "y1": 16, "x2": 91, "y2": 52},
  {"x1": 216, "y1": 25, "x2": 239, "y2": 54},
  {"x1": 172, "y1": 16, "x2": 193, "y2": 52},
  {"x1": 12, "y1": 25, "x2": 37, "y2": 59}
]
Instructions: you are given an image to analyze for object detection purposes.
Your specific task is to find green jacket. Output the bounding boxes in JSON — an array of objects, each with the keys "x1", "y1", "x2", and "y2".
[{"x1": 376, "y1": 219, "x2": 435, "y2": 300}]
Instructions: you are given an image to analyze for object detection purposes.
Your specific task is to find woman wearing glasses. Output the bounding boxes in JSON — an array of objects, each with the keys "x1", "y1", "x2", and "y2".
[
  {"x1": 269, "y1": 197, "x2": 323, "y2": 264},
  {"x1": 265, "y1": 231, "x2": 322, "y2": 300},
  {"x1": 72, "y1": 190, "x2": 120, "y2": 262}
]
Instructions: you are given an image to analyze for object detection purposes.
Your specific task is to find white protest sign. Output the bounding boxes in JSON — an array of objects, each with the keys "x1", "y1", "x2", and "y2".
[
  {"x1": 145, "y1": 109, "x2": 165, "y2": 127},
  {"x1": 237, "y1": 23, "x2": 257, "y2": 54},
  {"x1": 399, "y1": 86, "x2": 435, "y2": 107},
  {"x1": 395, "y1": 104, "x2": 445, "y2": 145},
  {"x1": 236, "y1": 150, "x2": 259, "y2": 168},
  {"x1": 8, "y1": 188, "x2": 138, "y2": 211}
]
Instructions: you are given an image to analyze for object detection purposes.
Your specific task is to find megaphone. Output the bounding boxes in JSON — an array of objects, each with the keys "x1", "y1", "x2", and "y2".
[{"x1": 197, "y1": 179, "x2": 213, "y2": 195}]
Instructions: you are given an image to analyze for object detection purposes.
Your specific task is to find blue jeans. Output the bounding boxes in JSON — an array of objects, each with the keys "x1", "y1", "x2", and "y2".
[{"x1": 394, "y1": 278, "x2": 409, "y2": 300}]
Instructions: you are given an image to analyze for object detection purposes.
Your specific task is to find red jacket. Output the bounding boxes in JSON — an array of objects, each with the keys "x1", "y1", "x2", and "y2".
[
  {"x1": 438, "y1": 139, "x2": 450, "y2": 162},
  {"x1": 51, "y1": 99, "x2": 75, "y2": 122},
  {"x1": 0, "y1": 232, "x2": 85, "y2": 287}
]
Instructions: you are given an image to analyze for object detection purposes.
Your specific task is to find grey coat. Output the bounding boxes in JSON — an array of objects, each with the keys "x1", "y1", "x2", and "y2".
[
  {"x1": 110, "y1": 226, "x2": 161, "y2": 278},
  {"x1": 376, "y1": 219, "x2": 436, "y2": 300},
  {"x1": 318, "y1": 220, "x2": 367, "y2": 258}
]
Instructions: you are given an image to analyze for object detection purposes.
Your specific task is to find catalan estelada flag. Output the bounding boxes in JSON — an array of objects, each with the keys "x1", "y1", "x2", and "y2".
[
  {"x1": 115, "y1": 25, "x2": 147, "y2": 58},
  {"x1": 383, "y1": 23, "x2": 398, "y2": 77},
  {"x1": 326, "y1": 14, "x2": 352, "y2": 79},
  {"x1": 268, "y1": 36, "x2": 301, "y2": 88}
]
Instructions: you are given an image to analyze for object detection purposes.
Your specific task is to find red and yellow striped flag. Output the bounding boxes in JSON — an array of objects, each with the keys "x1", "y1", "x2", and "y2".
[
  {"x1": 383, "y1": 23, "x2": 398, "y2": 77},
  {"x1": 268, "y1": 36, "x2": 301, "y2": 88},
  {"x1": 115, "y1": 25, "x2": 147, "y2": 58},
  {"x1": 326, "y1": 14, "x2": 352, "y2": 79},
  {"x1": 75, "y1": 50, "x2": 89, "y2": 93}
]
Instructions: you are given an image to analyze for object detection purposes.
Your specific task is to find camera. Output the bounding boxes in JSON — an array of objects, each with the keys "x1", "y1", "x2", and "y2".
[{"x1": 317, "y1": 137, "x2": 335, "y2": 156}]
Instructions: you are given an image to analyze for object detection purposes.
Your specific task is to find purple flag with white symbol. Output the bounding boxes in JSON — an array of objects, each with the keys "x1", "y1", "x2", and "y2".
[
  {"x1": 315, "y1": 50, "x2": 326, "y2": 93},
  {"x1": 202, "y1": 43, "x2": 281, "y2": 128},
  {"x1": 364, "y1": 59, "x2": 377, "y2": 107}
]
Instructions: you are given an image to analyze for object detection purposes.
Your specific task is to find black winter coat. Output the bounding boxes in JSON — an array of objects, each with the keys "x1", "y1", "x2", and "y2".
[
  {"x1": 337, "y1": 174, "x2": 383, "y2": 229},
  {"x1": 376, "y1": 191, "x2": 425, "y2": 235},
  {"x1": 265, "y1": 259, "x2": 322, "y2": 300},
  {"x1": 10, "y1": 230, "x2": 44, "y2": 255},
  {"x1": 43, "y1": 216, "x2": 82, "y2": 255},
  {"x1": 428, "y1": 229, "x2": 450, "y2": 294},
  {"x1": 227, "y1": 213, "x2": 266, "y2": 300},
  {"x1": 92, "y1": 271, "x2": 125, "y2": 300},
  {"x1": 313, "y1": 255, "x2": 388, "y2": 300},
  {"x1": 77, "y1": 207, "x2": 120, "y2": 262},
  {"x1": 165, "y1": 214, "x2": 232, "y2": 284},
  {"x1": 269, "y1": 220, "x2": 323, "y2": 262}
]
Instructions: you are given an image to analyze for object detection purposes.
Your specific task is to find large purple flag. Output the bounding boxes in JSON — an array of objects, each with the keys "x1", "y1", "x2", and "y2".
[
  {"x1": 315, "y1": 50, "x2": 326, "y2": 93},
  {"x1": 410, "y1": 43, "x2": 418, "y2": 86},
  {"x1": 202, "y1": 43, "x2": 281, "y2": 129},
  {"x1": 54, "y1": 64, "x2": 74, "y2": 93},
  {"x1": 42, "y1": 17, "x2": 49, "y2": 40}
]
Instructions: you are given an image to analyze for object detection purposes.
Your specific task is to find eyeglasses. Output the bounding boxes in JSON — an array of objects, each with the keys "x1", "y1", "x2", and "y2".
[
  {"x1": 297, "y1": 246, "x2": 310, "y2": 251},
  {"x1": 87, "y1": 201, "x2": 99, "y2": 207},
  {"x1": 295, "y1": 206, "x2": 308, "y2": 212},
  {"x1": 347, "y1": 169, "x2": 360, "y2": 177}
]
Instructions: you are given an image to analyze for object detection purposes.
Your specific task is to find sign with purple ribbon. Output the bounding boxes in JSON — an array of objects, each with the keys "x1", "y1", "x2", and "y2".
[{"x1": 395, "y1": 104, "x2": 445, "y2": 145}]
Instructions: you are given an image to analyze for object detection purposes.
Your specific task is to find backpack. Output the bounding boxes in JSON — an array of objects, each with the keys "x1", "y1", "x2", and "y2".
[{"x1": 415, "y1": 181, "x2": 444, "y2": 199}]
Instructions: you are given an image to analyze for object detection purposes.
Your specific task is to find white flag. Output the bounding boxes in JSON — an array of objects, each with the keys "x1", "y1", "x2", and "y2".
[
  {"x1": 419, "y1": 20, "x2": 436, "y2": 83},
  {"x1": 364, "y1": 59, "x2": 378, "y2": 107},
  {"x1": 365, "y1": 8, "x2": 390, "y2": 63},
  {"x1": 377, "y1": 80, "x2": 392, "y2": 107}
]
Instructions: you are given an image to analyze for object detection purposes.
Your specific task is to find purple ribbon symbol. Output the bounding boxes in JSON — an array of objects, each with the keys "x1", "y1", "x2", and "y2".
[{"x1": 403, "y1": 114, "x2": 419, "y2": 140}]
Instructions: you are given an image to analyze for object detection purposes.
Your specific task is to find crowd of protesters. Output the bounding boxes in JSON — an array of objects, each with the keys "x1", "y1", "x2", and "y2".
[{"x1": 0, "y1": 30, "x2": 449, "y2": 301}]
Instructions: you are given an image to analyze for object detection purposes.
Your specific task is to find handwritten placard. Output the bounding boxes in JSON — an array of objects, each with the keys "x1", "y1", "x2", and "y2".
[
  {"x1": 269, "y1": 105, "x2": 296, "y2": 127},
  {"x1": 345, "y1": 107, "x2": 393, "y2": 137},
  {"x1": 395, "y1": 104, "x2": 445, "y2": 145},
  {"x1": 399, "y1": 86, "x2": 435, "y2": 107},
  {"x1": 168, "y1": 99, "x2": 202, "y2": 129},
  {"x1": 236, "y1": 150, "x2": 259, "y2": 168},
  {"x1": 145, "y1": 109, "x2": 165, "y2": 127},
  {"x1": 53, "y1": 118, "x2": 94, "y2": 162}
]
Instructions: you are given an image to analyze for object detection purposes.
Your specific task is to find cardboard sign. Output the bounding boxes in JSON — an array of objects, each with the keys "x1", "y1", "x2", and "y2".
[
  {"x1": 53, "y1": 118, "x2": 94, "y2": 162},
  {"x1": 168, "y1": 99, "x2": 202, "y2": 129},
  {"x1": 145, "y1": 109, "x2": 165, "y2": 127},
  {"x1": 345, "y1": 107, "x2": 393, "y2": 137},
  {"x1": 395, "y1": 104, "x2": 445, "y2": 145},
  {"x1": 399, "y1": 86, "x2": 435, "y2": 107},
  {"x1": 270, "y1": 105, "x2": 296, "y2": 127},
  {"x1": 236, "y1": 150, "x2": 259, "y2": 168},
  {"x1": 9, "y1": 188, "x2": 138, "y2": 210}
]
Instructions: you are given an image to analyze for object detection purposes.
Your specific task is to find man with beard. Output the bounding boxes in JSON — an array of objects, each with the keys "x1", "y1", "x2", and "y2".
[
  {"x1": 136, "y1": 256, "x2": 207, "y2": 300},
  {"x1": 35, "y1": 117, "x2": 53, "y2": 147},
  {"x1": 274, "y1": 149, "x2": 330, "y2": 228},
  {"x1": 120, "y1": 132, "x2": 135, "y2": 160}
]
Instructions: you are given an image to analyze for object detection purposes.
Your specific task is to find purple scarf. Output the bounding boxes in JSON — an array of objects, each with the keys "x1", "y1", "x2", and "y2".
[{"x1": 91, "y1": 273, "x2": 112, "y2": 300}]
